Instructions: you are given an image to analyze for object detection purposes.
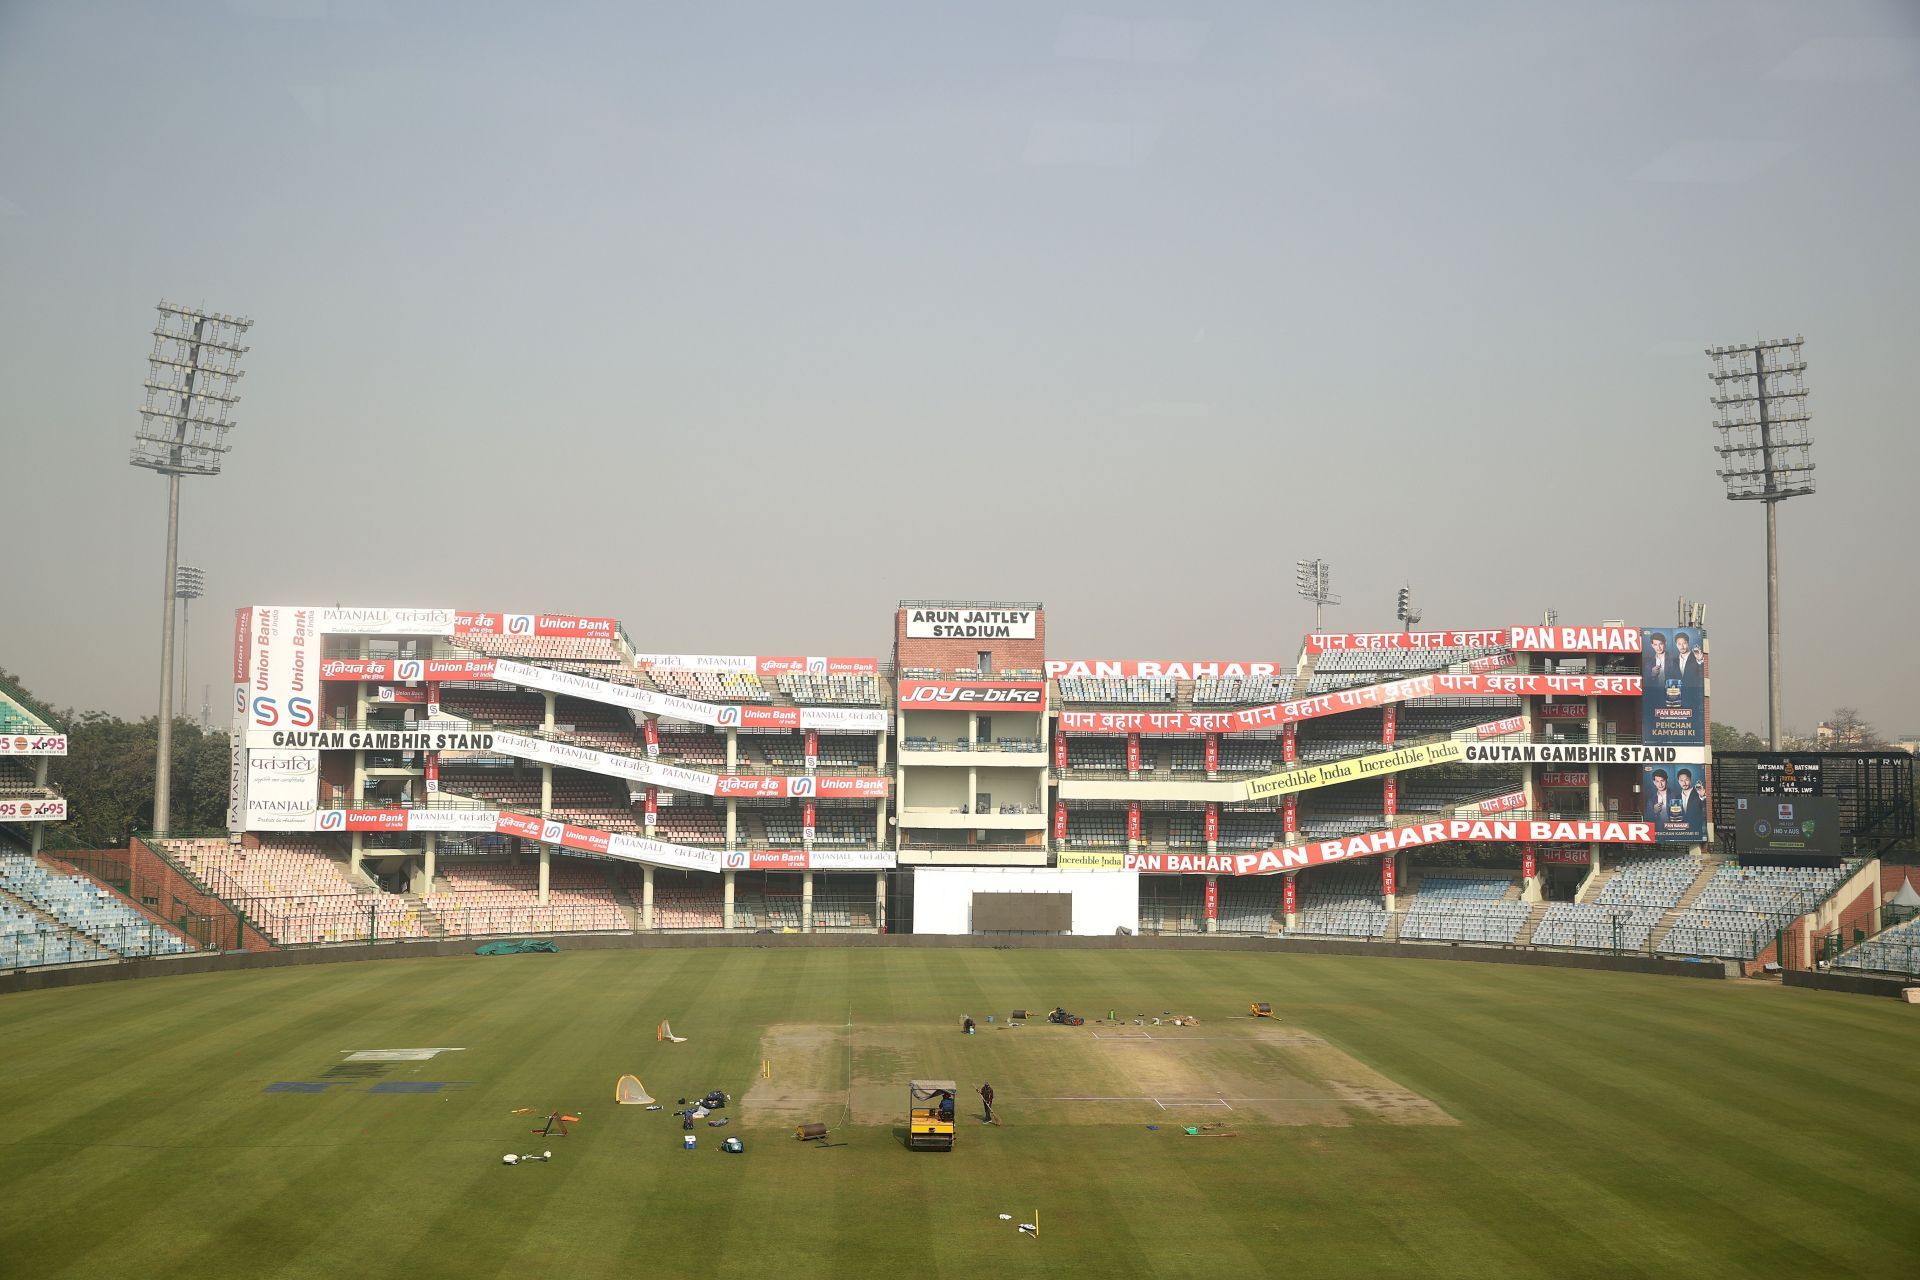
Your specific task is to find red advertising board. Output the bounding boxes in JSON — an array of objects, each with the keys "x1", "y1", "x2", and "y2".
[
  {"x1": 1506, "y1": 625, "x2": 1640, "y2": 653},
  {"x1": 1540, "y1": 770, "x2": 1589, "y2": 789},
  {"x1": 1479, "y1": 790, "x2": 1529, "y2": 815},
  {"x1": 1540, "y1": 848, "x2": 1592, "y2": 865},
  {"x1": 644, "y1": 787, "x2": 658, "y2": 824},
  {"x1": 1282, "y1": 875, "x2": 1297, "y2": 914},
  {"x1": 1381, "y1": 857, "x2": 1397, "y2": 896},
  {"x1": 1468, "y1": 652, "x2": 1515, "y2": 673},
  {"x1": 1305, "y1": 631, "x2": 1509, "y2": 653},
  {"x1": 802, "y1": 801, "x2": 816, "y2": 840},
  {"x1": 1127, "y1": 803, "x2": 1141, "y2": 843},
  {"x1": 1382, "y1": 704, "x2": 1397, "y2": 746},
  {"x1": 644, "y1": 718, "x2": 660, "y2": 756},
  {"x1": 1126, "y1": 734, "x2": 1141, "y2": 772},
  {"x1": 1283, "y1": 723, "x2": 1297, "y2": 763},
  {"x1": 1476, "y1": 716, "x2": 1526, "y2": 738},
  {"x1": 749, "y1": 849, "x2": 810, "y2": 871},
  {"x1": 1203, "y1": 878, "x2": 1219, "y2": 920},
  {"x1": 1522, "y1": 845, "x2": 1537, "y2": 878},
  {"x1": 897, "y1": 681, "x2": 1046, "y2": 708},
  {"x1": 1283, "y1": 793, "x2": 1297, "y2": 836},
  {"x1": 753, "y1": 656, "x2": 880, "y2": 676},
  {"x1": 456, "y1": 612, "x2": 616, "y2": 639},
  {"x1": 1539, "y1": 700, "x2": 1590, "y2": 720},
  {"x1": 319, "y1": 657, "x2": 498, "y2": 682},
  {"x1": 1054, "y1": 733, "x2": 1068, "y2": 770},
  {"x1": 1120, "y1": 818, "x2": 1654, "y2": 876},
  {"x1": 1053, "y1": 801, "x2": 1068, "y2": 840},
  {"x1": 1046, "y1": 659, "x2": 1287, "y2": 680},
  {"x1": 1204, "y1": 803, "x2": 1219, "y2": 844},
  {"x1": 1383, "y1": 775, "x2": 1397, "y2": 819},
  {"x1": 1204, "y1": 733, "x2": 1220, "y2": 773},
  {"x1": 804, "y1": 730, "x2": 818, "y2": 769}
]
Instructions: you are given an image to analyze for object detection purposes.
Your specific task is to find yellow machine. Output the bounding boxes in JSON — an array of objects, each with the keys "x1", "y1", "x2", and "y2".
[
  {"x1": 907, "y1": 1079, "x2": 957, "y2": 1151},
  {"x1": 1250, "y1": 1002, "x2": 1275, "y2": 1018}
]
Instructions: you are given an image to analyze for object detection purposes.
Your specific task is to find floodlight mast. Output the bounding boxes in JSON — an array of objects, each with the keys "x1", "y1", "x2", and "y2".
[
  {"x1": 131, "y1": 303, "x2": 252, "y2": 835},
  {"x1": 1707, "y1": 337, "x2": 1812, "y2": 750},
  {"x1": 174, "y1": 565, "x2": 206, "y2": 721},
  {"x1": 1295, "y1": 559, "x2": 1339, "y2": 632}
]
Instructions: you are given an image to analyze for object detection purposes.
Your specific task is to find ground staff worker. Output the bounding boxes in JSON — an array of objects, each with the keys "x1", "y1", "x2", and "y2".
[{"x1": 979, "y1": 1081, "x2": 995, "y2": 1123}]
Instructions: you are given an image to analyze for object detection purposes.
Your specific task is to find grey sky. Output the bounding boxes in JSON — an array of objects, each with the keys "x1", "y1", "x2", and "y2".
[{"x1": 2, "y1": 1, "x2": 1916, "y2": 736}]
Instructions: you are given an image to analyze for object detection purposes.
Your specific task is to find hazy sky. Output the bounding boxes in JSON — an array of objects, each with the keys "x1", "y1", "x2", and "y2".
[{"x1": 2, "y1": 1, "x2": 1916, "y2": 736}]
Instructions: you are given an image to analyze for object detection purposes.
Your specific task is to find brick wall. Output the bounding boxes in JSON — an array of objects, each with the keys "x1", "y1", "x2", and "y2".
[
  {"x1": 894, "y1": 606, "x2": 1047, "y2": 674},
  {"x1": 125, "y1": 838, "x2": 276, "y2": 952}
]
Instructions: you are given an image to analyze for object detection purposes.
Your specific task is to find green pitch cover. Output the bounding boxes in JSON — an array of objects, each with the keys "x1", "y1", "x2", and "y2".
[{"x1": 476, "y1": 939, "x2": 560, "y2": 955}]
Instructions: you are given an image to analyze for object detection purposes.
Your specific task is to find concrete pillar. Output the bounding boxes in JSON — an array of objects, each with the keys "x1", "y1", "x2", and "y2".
[
  {"x1": 723, "y1": 869, "x2": 736, "y2": 929},
  {"x1": 1204, "y1": 874, "x2": 1218, "y2": 933},
  {"x1": 803, "y1": 871, "x2": 815, "y2": 933},
  {"x1": 875, "y1": 872, "x2": 887, "y2": 933},
  {"x1": 350, "y1": 834, "x2": 364, "y2": 878},
  {"x1": 540, "y1": 764, "x2": 553, "y2": 813},
  {"x1": 642, "y1": 864, "x2": 655, "y2": 930},
  {"x1": 543, "y1": 692, "x2": 556, "y2": 732},
  {"x1": 1284, "y1": 872, "x2": 1300, "y2": 932},
  {"x1": 875, "y1": 799, "x2": 886, "y2": 847},
  {"x1": 726, "y1": 728, "x2": 737, "y2": 771},
  {"x1": 726, "y1": 799, "x2": 737, "y2": 848},
  {"x1": 875, "y1": 730, "x2": 886, "y2": 770},
  {"x1": 538, "y1": 843, "x2": 550, "y2": 905},
  {"x1": 422, "y1": 832, "x2": 436, "y2": 887},
  {"x1": 1383, "y1": 854, "x2": 1398, "y2": 914}
]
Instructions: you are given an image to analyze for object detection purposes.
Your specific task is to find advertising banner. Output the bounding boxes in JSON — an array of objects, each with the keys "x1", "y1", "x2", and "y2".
[
  {"x1": 374, "y1": 686, "x2": 427, "y2": 705},
  {"x1": 456, "y1": 612, "x2": 617, "y2": 640},
  {"x1": 1054, "y1": 673, "x2": 1640, "y2": 735},
  {"x1": 635, "y1": 654, "x2": 880, "y2": 677},
  {"x1": 1522, "y1": 846, "x2": 1537, "y2": 878},
  {"x1": 405, "y1": 808, "x2": 503, "y2": 833},
  {"x1": 1733, "y1": 796, "x2": 1841, "y2": 857},
  {"x1": 319, "y1": 657, "x2": 498, "y2": 682},
  {"x1": 897, "y1": 681, "x2": 1045, "y2": 708},
  {"x1": 802, "y1": 801, "x2": 816, "y2": 842},
  {"x1": 1468, "y1": 652, "x2": 1516, "y2": 673},
  {"x1": 1053, "y1": 801, "x2": 1068, "y2": 840},
  {"x1": 1755, "y1": 755, "x2": 1822, "y2": 796},
  {"x1": 1045, "y1": 659, "x2": 1287, "y2": 680},
  {"x1": 1641, "y1": 763, "x2": 1708, "y2": 843},
  {"x1": 905, "y1": 606, "x2": 1037, "y2": 639},
  {"x1": 1283, "y1": 793, "x2": 1297, "y2": 836},
  {"x1": 1126, "y1": 734, "x2": 1141, "y2": 773},
  {"x1": 1383, "y1": 775, "x2": 1397, "y2": 819},
  {"x1": 1055, "y1": 850, "x2": 1125, "y2": 871},
  {"x1": 1382, "y1": 705, "x2": 1397, "y2": 746},
  {"x1": 0, "y1": 734, "x2": 67, "y2": 756},
  {"x1": 806, "y1": 850, "x2": 897, "y2": 870},
  {"x1": 228, "y1": 609, "x2": 250, "y2": 832},
  {"x1": 1477, "y1": 716, "x2": 1526, "y2": 738},
  {"x1": 1304, "y1": 631, "x2": 1509, "y2": 653},
  {"x1": 1054, "y1": 733, "x2": 1068, "y2": 770},
  {"x1": 804, "y1": 730, "x2": 818, "y2": 771},
  {"x1": 1463, "y1": 743, "x2": 1707, "y2": 766},
  {"x1": 644, "y1": 788, "x2": 658, "y2": 826},
  {"x1": 1539, "y1": 700, "x2": 1590, "y2": 721},
  {"x1": 644, "y1": 717, "x2": 659, "y2": 757},
  {"x1": 1507, "y1": 625, "x2": 1642, "y2": 653},
  {"x1": 1204, "y1": 804, "x2": 1219, "y2": 844},
  {"x1": 1283, "y1": 723, "x2": 1296, "y2": 763},
  {"x1": 1122, "y1": 817, "x2": 1653, "y2": 876},
  {"x1": 1242, "y1": 738, "x2": 1480, "y2": 802},
  {"x1": 243, "y1": 606, "x2": 319, "y2": 732},
  {"x1": 0, "y1": 797, "x2": 67, "y2": 821},
  {"x1": 1639, "y1": 627, "x2": 1707, "y2": 745},
  {"x1": 252, "y1": 728, "x2": 498, "y2": 753},
  {"x1": 1540, "y1": 770, "x2": 1589, "y2": 789},
  {"x1": 1478, "y1": 790, "x2": 1529, "y2": 816},
  {"x1": 1282, "y1": 874, "x2": 1297, "y2": 915},
  {"x1": 1381, "y1": 857, "x2": 1396, "y2": 897},
  {"x1": 424, "y1": 753, "x2": 439, "y2": 793},
  {"x1": 489, "y1": 657, "x2": 889, "y2": 731},
  {"x1": 1127, "y1": 803, "x2": 1141, "y2": 843},
  {"x1": 1204, "y1": 733, "x2": 1220, "y2": 773},
  {"x1": 1204, "y1": 878, "x2": 1219, "y2": 920},
  {"x1": 315, "y1": 607, "x2": 455, "y2": 636},
  {"x1": 1540, "y1": 848, "x2": 1591, "y2": 865}
]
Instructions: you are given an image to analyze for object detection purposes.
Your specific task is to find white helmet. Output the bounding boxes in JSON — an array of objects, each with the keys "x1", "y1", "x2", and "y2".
[{"x1": 502, "y1": 1154, "x2": 519, "y2": 1165}]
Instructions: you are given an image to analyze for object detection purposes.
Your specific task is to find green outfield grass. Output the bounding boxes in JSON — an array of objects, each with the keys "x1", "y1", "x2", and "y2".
[{"x1": 2, "y1": 949, "x2": 1916, "y2": 1279}]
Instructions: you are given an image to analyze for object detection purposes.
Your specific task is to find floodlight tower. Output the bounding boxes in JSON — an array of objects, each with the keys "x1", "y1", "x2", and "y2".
[
  {"x1": 1707, "y1": 337, "x2": 1812, "y2": 750},
  {"x1": 1295, "y1": 559, "x2": 1339, "y2": 631},
  {"x1": 1395, "y1": 585, "x2": 1423, "y2": 633},
  {"x1": 131, "y1": 303, "x2": 252, "y2": 835},
  {"x1": 174, "y1": 565, "x2": 205, "y2": 719}
]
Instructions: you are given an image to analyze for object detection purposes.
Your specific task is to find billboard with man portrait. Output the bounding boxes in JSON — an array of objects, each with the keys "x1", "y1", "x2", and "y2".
[
  {"x1": 1641, "y1": 763, "x2": 1708, "y2": 843},
  {"x1": 1640, "y1": 627, "x2": 1706, "y2": 746}
]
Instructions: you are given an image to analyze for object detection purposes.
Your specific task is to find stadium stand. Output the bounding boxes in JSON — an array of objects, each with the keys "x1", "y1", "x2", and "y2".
[
  {"x1": 777, "y1": 673, "x2": 884, "y2": 705},
  {"x1": 1286, "y1": 866, "x2": 1387, "y2": 938},
  {"x1": 658, "y1": 730, "x2": 726, "y2": 767},
  {"x1": 430, "y1": 860, "x2": 629, "y2": 935},
  {"x1": 0, "y1": 855, "x2": 193, "y2": 958},
  {"x1": 651, "y1": 806, "x2": 725, "y2": 845},
  {"x1": 0, "y1": 898, "x2": 113, "y2": 968},
  {"x1": 644, "y1": 669, "x2": 772, "y2": 702},
  {"x1": 1215, "y1": 879, "x2": 1284, "y2": 934},
  {"x1": 1219, "y1": 739, "x2": 1278, "y2": 772},
  {"x1": 1063, "y1": 810, "x2": 1127, "y2": 848},
  {"x1": 1066, "y1": 739, "x2": 1127, "y2": 772},
  {"x1": 1219, "y1": 812, "x2": 1279, "y2": 850},
  {"x1": 1660, "y1": 863, "x2": 1854, "y2": 960},
  {"x1": 1055, "y1": 677, "x2": 1176, "y2": 704},
  {"x1": 452, "y1": 634, "x2": 622, "y2": 663},
  {"x1": 1138, "y1": 877, "x2": 1205, "y2": 933},
  {"x1": 1399, "y1": 869, "x2": 1530, "y2": 944},
  {"x1": 1192, "y1": 675, "x2": 1293, "y2": 704},
  {"x1": 1834, "y1": 913, "x2": 1920, "y2": 976},
  {"x1": 160, "y1": 836, "x2": 435, "y2": 945},
  {"x1": 1532, "y1": 854, "x2": 1703, "y2": 952}
]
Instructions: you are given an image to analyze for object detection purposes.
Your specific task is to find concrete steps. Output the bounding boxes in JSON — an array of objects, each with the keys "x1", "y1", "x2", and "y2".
[
  {"x1": 1647, "y1": 859, "x2": 1721, "y2": 953},
  {"x1": 1515, "y1": 900, "x2": 1554, "y2": 946}
]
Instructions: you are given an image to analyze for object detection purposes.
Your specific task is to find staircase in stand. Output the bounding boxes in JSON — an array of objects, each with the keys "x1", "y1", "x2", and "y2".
[
  {"x1": 1515, "y1": 900, "x2": 1554, "y2": 946},
  {"x1": 1647, "y1": 858, "x2": 1722, "y2": 954}
]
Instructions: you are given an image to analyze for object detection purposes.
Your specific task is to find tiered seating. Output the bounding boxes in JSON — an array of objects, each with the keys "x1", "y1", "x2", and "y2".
[
  {"x1": 1400, "y1": 703, "x2": 1521, "y2": 736},
  {"x1": 1165, "y1": 812, "x2": 1205, "y2": 849},
  {"x1": 1533, "y1": 854, "x2": 1702, "y2": 951},
  {"x1": 1296, "y1": 712, "x2": 1384, "y2": 761},
  {"x1": 1066, "y1": 739, "x2": 1127, "y2": 771},
  {"x1": 163, "y1": 836, "x2": 431, "y2": 946},
  {"x1": 1192, "y1": 676, "x2": 1293, "y2": 704},
  {"x1": 1661, "y1": 863, "x2": 1853, "y2": 959},
  {"x1": 1215, "y1": 880, "x2": 1284, "y2": 934},
  {"x1": 813, "y1": 809, "x2": 873, "y2": 846},
  {"x1": 1, "y1": 759, "x2": 45, "y2": 795},
  {"x1": 776, "y1": 673, "x2": 883, "y2": 705},
  {"x1": 817, "y1": 736, "x2": 875, "y2": 768},
  {"x1": 1055, "y1": 677, "x2": 1176, "y2": 704},
  {"x1": 1, "y1": 899, "x2": 113, "y2": 968},
  {"x1": 762, "y1": 808, "x2": 803, "y2": 844},
  {"x1": 0, "y1": 856, "x2": 194, "y2": 958},
  {"x1": 1297, "y1": 813, "x2": 1376, "y2": 839},
  {"x1": 1169, "y1": 740, "x2": 1205, "y2": 773},
  {"x1": 437, "y1": 690, "x2": 544, "y2": 726},
  {"x1": 438, "y1": 769, "x2": 541, "y2": 807},
  {"x1": 645, "y1": 669, "x2": 772, "y2": 702},
  {"x1": 653, "y1": 808, "x2": 725, "y2": 845},
  {"x1": 1219, "y1": 740, "x2": 1277, "y2": 772},
  {"x1": 653, "y1": 879, "x2": 724, "y2": 929},
  {"x1": 430, "y1": 860, "x2": 626, "y2": 935},
  {"x1": 1219, "y1": 813, "x2": 1278, "y2": 850},
  {"x1": 1064, "y1": 810, "x2": 1126, "y2": 847},
  {"x1": 810, "y1": 893, "x2": 877, "y2": 931},
  {"x1": 1400, "y1": 870, "x2": 1529, "y2": 944},
  {"x1": 453, "y1": 634, "x2": 622, "y2": 662},
  {"x1": 1138, "y1": 877, "x2": 1205, "y2": 933},
  {"x1": 659, "y1": 730, "x2": 725, "y2": 767},
  {"x1": 1286, "y1": 866, "x2": 1387, "y2": 938},
  {"x1": 1313, "y1": 646, "x2": 1504, "y2": 674},
  {"x1": 1401, "y1": 770, "x2": 1523, "y2": 813},
  {"x1": 1835, "y1": 914, "x2": 1920, "y2": 977},
  {"x1": 1302, "y1": 784, "x2": 1385, "y2": 833},
  {"x1": 741, "y1": 735, "x2": 804, "y2": 767}
]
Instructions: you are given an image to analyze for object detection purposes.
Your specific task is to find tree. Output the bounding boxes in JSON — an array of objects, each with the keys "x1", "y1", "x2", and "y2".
[
  {"x1": 1818, "y1": 708, "x2": 1885, "y2": 750},
  {"x1": 43, "y1": 714, "x2": 231, "y2": 850},
  {"x1": 1711, "y1": 722, "x2": 1766, "y2": 753}
]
